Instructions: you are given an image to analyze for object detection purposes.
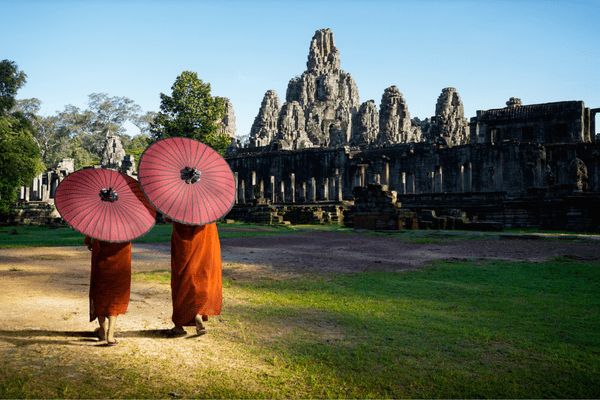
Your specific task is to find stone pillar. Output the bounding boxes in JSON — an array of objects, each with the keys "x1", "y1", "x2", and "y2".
[
  {"x1": 259, "y1": 180, "x2": 265, "y2": 199},
  {"x1": 374, "y1": 174, "x2": 381, "y2": 184},
  {"x1": 337, "y1": 174, "x2": 343, "y2": 201},
  {"x1": 50, "y1": 175, "x2": 59, "y2": 198},
  {"x1": 234, "y1": 172, "x2": 239, "y2": 204},
  {"x1": 239, "y1": 179, "x2": 246, "y2": 204},
  {"x1": 323, "y1": 177, "x2": 329, "y2": 200},
  {"x1": 401, "y1": 172, "x2": 406, "y2": 194},
  {"x1": 251, "y1": 171, "x2": 257, "y2": 201},
  {"x1": 310, "y1": 177, "x2": 317, "y2": 202},
  {"x1": 384, "y1": 162, "x2": 390, "y2": 186},
  {"x1": 19, "y1": 186, "x2": 25, "y2": 201},
  {"x1": 290, "y1": 173, "x2": 296, "y2": 203},
  {"x1": 280, "y1": 181, "x2": 285, "y2": 203},
  {"x1": 270, "y1": 176, "x2": 275, "y2": 203},
  {"x1": 329, "y1": 176, "x2": 336, "y2": 201},
  {"x1": 360, "y1": 165, "x2": 366, "y2": 187},
  {"x1": 24, "y1": 187, "x2": 30, "y2": 202},
  {"x1": 466, "y1": 162, "x2": 472, "y2": 192},
  {"x1": 430, "y1": 171, "x2": 435, "y2": 193},
  {"x1": 302, "y1": 182, "x2": 307, "y2": 203},
  {"x1": 434, "y1": 166, "x2": 443, "y2": 193},
  {"x1": 32, "y1": 175, "x2": 39, "y2": 200},
  {"x1": 459, "y1": 164, "x2": 465, "y2": 192}
]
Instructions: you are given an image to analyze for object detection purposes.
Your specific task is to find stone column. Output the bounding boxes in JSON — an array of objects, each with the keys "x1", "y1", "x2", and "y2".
[
  {"x1": 430, "y1": 171, "x2": 435, "y2": 193},
  {"x1": 270, "y1": 176, "x2": 275, "y2": 203},
  {"x1": 466, "y1": 163, "x2": 472, "y2": 192},
  {"x1": 290, "y1": 173, "x2": 296, "y2": 203},
  {"x1": 337, "y1": 174, "x2": 343, "y2": 201},
  {"x1": 359, "y1": 165, "x2": 367, "y2": 187},
  {"x1": 435, "y1": 166, "x2": 443, "y2": 193},
  {"x1": 239, "y1": 179, "x2": 246, "y2": 204},
  {"x1": 302, "y1": 182, "x2": 307, "y2": 203},
  {"x1": 384, "y1": 162, "x2": 390, "y2": 186},
  {"x1": 323, "y1": 177, "x2": 329, "y2": 200},
  {"x1": 50, "y1": 175, "x2": 59, "y2": 198},
  {"x1": 251, "y1": 171, "x2": 257, "y2": 201},
  {"x1": 310, "y1": 177, "x2": 317, "y2": 202},
  {"x1": 259, "y1": 180, "x2": 265, "y2": 199},
  {"x1": 280, "y1": 181, "x2": 285, "y2": 203},
  {"x1": 234, "y1": 172, "x2": 239, "y2": 204},
  {"x1": 401, "y1": 172, "x2": 406, "y2": 194}
]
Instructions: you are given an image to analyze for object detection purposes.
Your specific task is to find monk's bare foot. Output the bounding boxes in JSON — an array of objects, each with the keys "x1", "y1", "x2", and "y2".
[
  {"x1": 106, "y1": 339, "x2": 118, "y2": 346},
  {"x1": 195, "y1": 314, "x2": 206, "y2": 336},
  {"x1": 167, "y1": 326, "x2": 187, "y2": 338},
  {"x1": 94, "y1": 327, "x2": 106, "y2": 341}
]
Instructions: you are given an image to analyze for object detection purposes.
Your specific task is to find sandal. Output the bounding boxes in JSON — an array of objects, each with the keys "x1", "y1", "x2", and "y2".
[{"x1": 106, "y1": 339, "x2": 118, "y2": 346}]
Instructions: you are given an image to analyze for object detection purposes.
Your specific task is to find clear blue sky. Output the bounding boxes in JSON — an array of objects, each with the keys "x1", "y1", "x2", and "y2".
[{"x1": 2, "y1": 0, "x2": 599, "y2": 137}]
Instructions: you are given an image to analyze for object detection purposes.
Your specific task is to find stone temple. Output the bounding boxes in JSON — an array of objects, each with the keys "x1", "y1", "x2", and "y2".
[{"x1": 226, "y1": 28, "x2": 600, "y2": 231}]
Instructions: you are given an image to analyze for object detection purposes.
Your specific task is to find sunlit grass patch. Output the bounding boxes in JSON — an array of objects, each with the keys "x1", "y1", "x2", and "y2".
[{"x1": 118, "y1": 258, "x2": 600, "y2": 398}]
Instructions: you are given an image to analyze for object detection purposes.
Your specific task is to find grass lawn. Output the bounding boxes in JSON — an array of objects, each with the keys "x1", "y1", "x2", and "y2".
[
  {"x1": 3, "y1": 258, "x2": 595, "y2": 398},
  {"x1": 0, "y1": 222, "x2": 309, "y2": 248},
  {"x1": 133, "y1": 258, "x2": 600, "y2": 398},
  {"x1": 1, "y1": 225, "x2": 599, "y2": 397}
]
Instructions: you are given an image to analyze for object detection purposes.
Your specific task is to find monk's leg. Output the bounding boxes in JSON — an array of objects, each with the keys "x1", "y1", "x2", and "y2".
[
  {"x1": 95, "y1": 316, "x2": 107, "y2": 340},
  {"x1": 195, "y1": 314, "x2": 206, "y2": 335},
  {"x1": 106, "y1": 315, "x2": 118, "y2": 345}
]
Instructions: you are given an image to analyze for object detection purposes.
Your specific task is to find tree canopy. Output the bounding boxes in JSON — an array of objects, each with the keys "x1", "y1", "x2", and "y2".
[
  {"x1": 0, "y1": 60, "x2": 27, "y2": 115},
  {"x1": 16, "y1": 94, "x2": 154, "y2": 169},
  {"x1": 0, "y1": 61, "x2": 42, "y2": 216},
  {"x1": 150, "y1": 71, "x2": 231, "y2": 154}
]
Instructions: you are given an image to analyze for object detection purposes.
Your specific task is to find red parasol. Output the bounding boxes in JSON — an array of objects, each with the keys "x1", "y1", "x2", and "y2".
[
  {"x1": 138, "y1": 137, "x2": 235, "y2": 225},
  {"x1": 54, "y1": 168, "x2": 156, "y2": 242}
]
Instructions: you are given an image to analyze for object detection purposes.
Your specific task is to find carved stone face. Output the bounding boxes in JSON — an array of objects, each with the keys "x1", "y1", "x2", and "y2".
[{"x1": 317, "y1": 74, "x2": 339, "y2": 101}]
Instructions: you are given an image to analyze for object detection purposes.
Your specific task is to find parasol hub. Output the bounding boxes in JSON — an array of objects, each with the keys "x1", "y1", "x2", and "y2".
[
  {"x1": 99, "y1": 187, "x2": 119, "y2": 202},
  {"x1": 180, "y1": 166, "x2": 201, "y2": 184}
]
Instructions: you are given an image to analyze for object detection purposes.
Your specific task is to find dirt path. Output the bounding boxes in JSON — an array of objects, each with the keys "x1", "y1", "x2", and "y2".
[
  {"x1": 0, "y1": 232, "x2": 598, "y2": 396},
  {"x1": 1, "y1": 232, "x2": 597, "y2": 330}
]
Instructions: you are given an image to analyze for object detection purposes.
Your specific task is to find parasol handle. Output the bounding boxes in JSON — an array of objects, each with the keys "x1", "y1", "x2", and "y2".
[
  {"x1": 99, "y1": 187, "x2": 119, "y2": 202},
  {"x1": 180, "y1": 166, "x2": 201, "y2": 184}
]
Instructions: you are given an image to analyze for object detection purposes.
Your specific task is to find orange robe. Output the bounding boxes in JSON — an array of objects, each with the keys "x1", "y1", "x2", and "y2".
[
  {"x1": 85, "y1": 236, "x2": 132, "y2": 321},
  {"x1": 170, "y1": 222, "x2": 222, "y2": 326}
]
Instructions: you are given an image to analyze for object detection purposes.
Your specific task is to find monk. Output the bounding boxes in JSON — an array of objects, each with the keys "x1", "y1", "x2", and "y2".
[
  {"x1": 85, "y1": 236, "x2": 132, "y2": 345},
  {"x1": 169, "y1": 221, "x2": 222, "y2": 337}
]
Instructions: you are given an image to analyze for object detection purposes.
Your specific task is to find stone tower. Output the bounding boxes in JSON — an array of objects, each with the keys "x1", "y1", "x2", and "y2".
[
  {"x1": 283, "y1": 28, "x2": 360, "y2": 148},
  {"x1": 428, "y1": 87, "x2": 469, "y2": 146},
  {"x1": 101, "y1": 133, "x2": 126, "y2": 169},
  {"x1": 351, "y1": 100, "x2": 379, "y2": 146},
  {"x1": 218, "y1": 97, "x2": 237, "y2": 138},
  {"x1": 378, "y1": 86, "x2": 421, "y2": 144},
  {"x1": 249, "y1": 90, "x2": 281, "y2": 148}
]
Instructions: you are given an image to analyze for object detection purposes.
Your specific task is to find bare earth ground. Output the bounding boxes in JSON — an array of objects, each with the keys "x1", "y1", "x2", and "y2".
[{"x1": 0, "y1": 232, "x2": 599, "y2": 396}]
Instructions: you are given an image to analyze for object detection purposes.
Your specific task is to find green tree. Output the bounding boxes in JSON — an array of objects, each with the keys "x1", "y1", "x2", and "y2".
[
  {"x1": 0, "y1": 61, "x2": 42, "y2": 215},
  {"x1": 150, "y1": 71, "x2": 230, "y2": 154},
  {"x1": 0, "y1": 60, "x2": 27, "y2": 115}
]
